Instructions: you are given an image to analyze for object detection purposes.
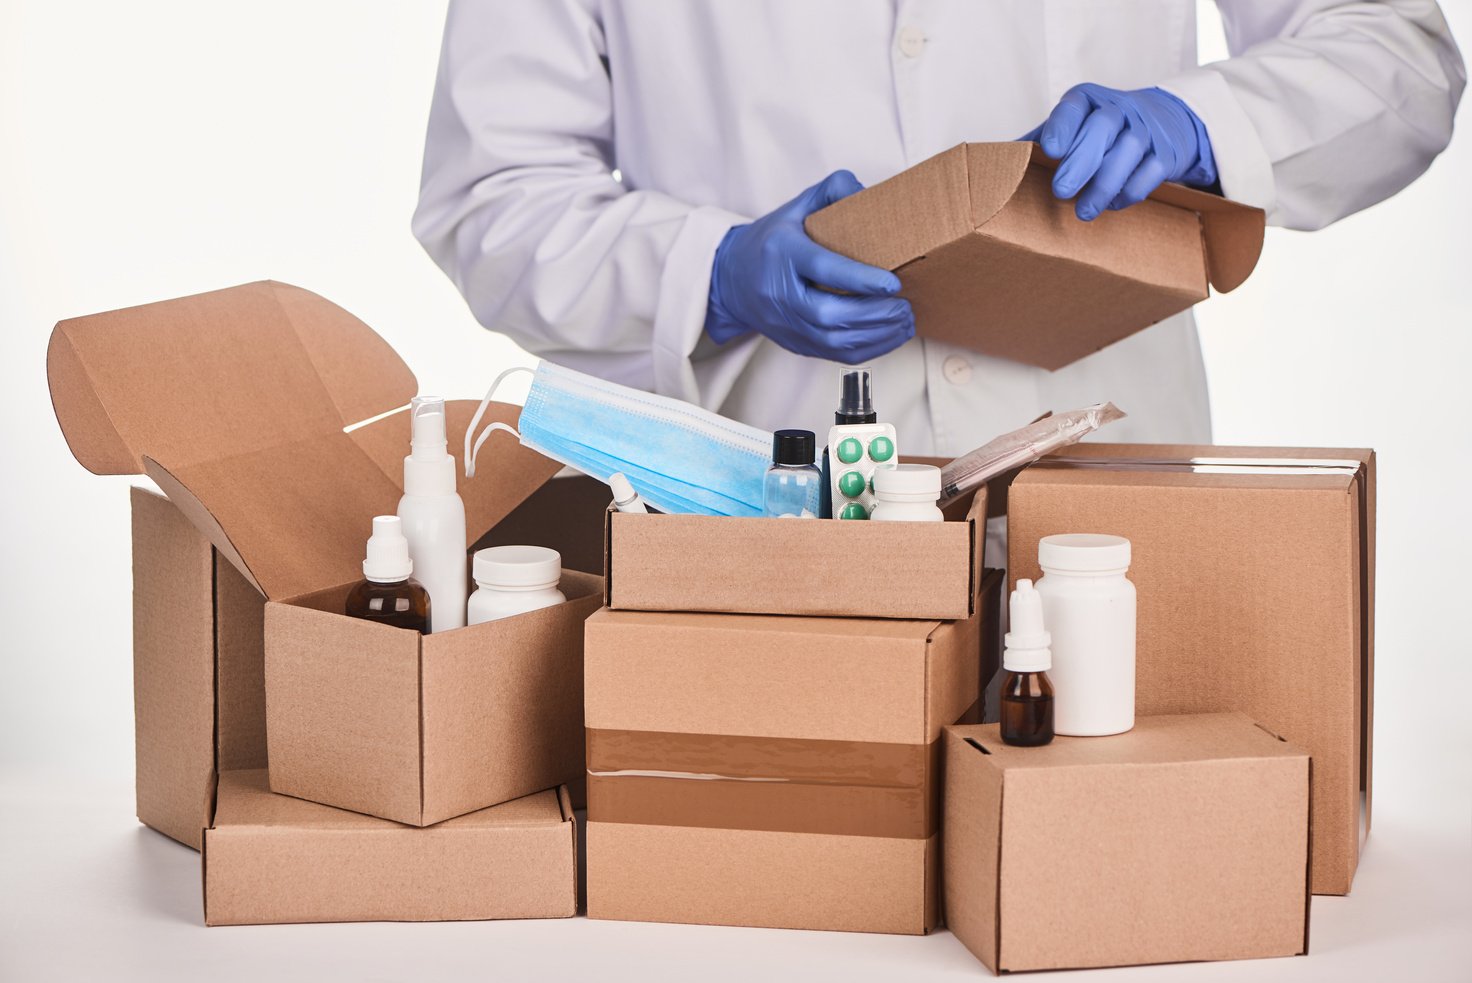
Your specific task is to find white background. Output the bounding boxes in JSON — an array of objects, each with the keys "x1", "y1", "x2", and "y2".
[{"x1": 1, "y1": 1, "x2": 1468, "y2": 980}]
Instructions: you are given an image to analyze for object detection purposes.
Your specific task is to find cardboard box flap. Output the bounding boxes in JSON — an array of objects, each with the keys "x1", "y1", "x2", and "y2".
[
  {"x1": 48, "y1": 280, "x2": 416, "y2": 476},
  {"x1": 803, "y1": 145, "x2": 986, "y2": 270},
  {"x1": 960, "y1": 711, "x2": 1304, "y2": 769},
  {"x1": 805, "y1": 143, "x2": 1263, "y2": 293},
  {"x1": 1018, "y1": 143, "x2": 1264, "y2": 293},
  {"x1": 140, "y1": 397, "x2": 557, "y2": 601}
]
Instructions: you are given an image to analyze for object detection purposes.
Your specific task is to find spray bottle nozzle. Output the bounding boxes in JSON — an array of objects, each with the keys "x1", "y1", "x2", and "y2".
[
  {"x1": 410, "y1": 396, "x2": 448, "y2": 460},
  {"x1": 835, "y1": 366, "x2": 877, "y2": 424}
]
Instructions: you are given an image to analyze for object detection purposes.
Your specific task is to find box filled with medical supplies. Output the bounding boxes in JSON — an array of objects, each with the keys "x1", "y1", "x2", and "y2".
[
  {"x1": 604, "y1": 477, "x2": 993, "y2": 620},
  {"x1": 805, "y1": 142, "x2": 1265, "y2": 370},
  {"x1": 1007, "y1": 442, "x2": 1374, "y2": 896},
  {"x1": 944, "y1": 713, "x2": 1311, "y2": 973},
  {"x1": 49, "y1": 281, "x2": 603, "y2": 828},
  {"x1": 203, "y1": 770, "x2": 577, "y2": 926},
  {"x1": 582, "y1": 568, "x2": 1001, "y2": 935}
]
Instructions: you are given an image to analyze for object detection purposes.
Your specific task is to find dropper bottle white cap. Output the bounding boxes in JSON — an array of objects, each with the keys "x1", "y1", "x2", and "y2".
[
  {"x1": 1003, "y1": 579, "x2": 1052, "y2": 672},
  {"x1": 363, "y1": 516, "x2": 413, "y2": 583}
]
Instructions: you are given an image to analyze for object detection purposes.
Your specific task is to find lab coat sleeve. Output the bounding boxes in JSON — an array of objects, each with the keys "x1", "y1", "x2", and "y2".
[
  {"x1": 412, "y1": 0, "x2": 748, "y2": 402},
  {"x1": 1156, "y1": 0, "x2": 1464, "y2": 229}
]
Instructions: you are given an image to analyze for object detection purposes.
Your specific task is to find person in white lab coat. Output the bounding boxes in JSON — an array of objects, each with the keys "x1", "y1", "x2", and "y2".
[{"x1": 414, "y1": 1, "x2": 1463, "y2": 458}]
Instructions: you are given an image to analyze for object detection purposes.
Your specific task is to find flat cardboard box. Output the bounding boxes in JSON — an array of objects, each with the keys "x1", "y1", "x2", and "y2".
[
  {"x1": 605, "y1": 478, "x2": 988, "y2": 620},
  {"x1": 805, "y1": 143, "x2": 1264, "y2": 370},
  {"x1": 131, "y1": 487, "x2": 267, "y2": 850},
  {"x1": 48, "y1": 280, "x2": 603, "y2": 827},
  {"x1": 1006, "y1": 443, "x2": 1373, "y2": 895},
  {"x1": 584, "y1": 572, "x2": 998, "y2": 935},
  {"x1": 204, "y1": 770, "x2": 576, "y2": 926},
  {"x1": 944, "y1": 714, "x2": 1310, "y2": 973}
]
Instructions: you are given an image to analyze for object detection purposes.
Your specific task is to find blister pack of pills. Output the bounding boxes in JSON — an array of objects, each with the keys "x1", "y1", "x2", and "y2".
[{"x1": 827, "y1": 423, "x2": 898, "y2": 519}]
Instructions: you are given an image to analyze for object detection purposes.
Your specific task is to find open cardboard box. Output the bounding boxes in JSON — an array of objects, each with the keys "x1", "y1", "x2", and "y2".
[
  {"x1": 806, "y1": 142, "x2": 1264, "y2": 370},
  {"x1": 204, "y1": 770, "x2": 577, "y2": 926},
  {"x1": 605, "y1": 474, "x2": 989, "y2": 620},
  {"x1": 49, "y1": 280, "x2": 602, "y2": 827},
  {"x1": 1007, "y1": 443, "x2": 1374, "y2": 895},
  {"x1": 944, "y1": 714, "x2": 1311, "y2": 973},
  {"x1": 585, "y1": 567, "x2": 1003, "y2": 935}
]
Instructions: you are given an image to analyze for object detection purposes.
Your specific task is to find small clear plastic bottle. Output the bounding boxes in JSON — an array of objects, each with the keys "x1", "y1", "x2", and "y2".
[
  {"x1": 763, "y1": 429, "x2": 821, "y2": 518},
  {"x1": 467, "y1": 546, "x2": 566, "y2": 625}
]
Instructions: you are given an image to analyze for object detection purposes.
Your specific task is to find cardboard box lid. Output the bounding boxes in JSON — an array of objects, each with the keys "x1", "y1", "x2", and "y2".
[
  {"x1": 953, "y1": 711, "x2": 1308, "y2": 772},
  {"x1": 48, "y1": 281, "x2": 559, "y2": 599},
  {"x1": 804, "y1": 144, "x2": 1264, "y2": 369},
  {"x1": 211, "y1": 769, "x2": 571, "y2": 832}
]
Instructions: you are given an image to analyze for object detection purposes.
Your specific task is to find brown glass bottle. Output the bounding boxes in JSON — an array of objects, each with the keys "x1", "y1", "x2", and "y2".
[
  {"x1": 345, "y1": 577, "x2": 431, "y2": 633},
  {"x1": 1001, "y1": 669, "x2": 1055, "y2": 747}
]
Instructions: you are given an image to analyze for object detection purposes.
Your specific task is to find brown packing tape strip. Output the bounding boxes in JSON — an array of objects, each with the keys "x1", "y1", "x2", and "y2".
[
  {"x1": 1036, "y1": 455, "x2": 1363, "y2": 476},
  {"x1": 585, "y1": 709, "x2": 980, "y2": 840}
]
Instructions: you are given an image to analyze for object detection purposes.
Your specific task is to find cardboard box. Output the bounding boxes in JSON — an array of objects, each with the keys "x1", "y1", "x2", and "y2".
[
  {"x1": 805, "y1": 143, "x2": 1264, "y2": 370},
  {"x1": 944, "y1": 713, "x2": 1311, "y2": 973},
  {"x1": 1006, "y1": 444, "x2": 1373, "y2": 895},
  {"x1": 584, "y1": 572, "x2": 999, "y2": 935},
  {"x1": 204, "y1": 770, "x2": 576, "y2": 926},
  {"x1": 605, "y1": 478, "x2": 988, "y2": 620},
  {"x1": 48, "y1": 280, "x2": 603, "y2": 827},
  {"x1": 120, "y1": 476, "x2": 604, "y2": 853},
  {"x1": 130, "y1": 487, "x2": 267, "y2": 851}
]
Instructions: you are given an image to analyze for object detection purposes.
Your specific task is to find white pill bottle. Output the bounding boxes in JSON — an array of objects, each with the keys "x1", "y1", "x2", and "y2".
[
  {"x1": 467, "y1": 546, "x2": 566, "y2": 625},
  {"x1": 1032, "y1": 534, "x2": 1136, "y2": 736}
]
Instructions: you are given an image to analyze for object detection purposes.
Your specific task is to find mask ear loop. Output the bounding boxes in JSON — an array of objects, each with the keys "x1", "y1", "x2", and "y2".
[{"x1": 465, "y1": 365, "x2": 535, "y2": 477}]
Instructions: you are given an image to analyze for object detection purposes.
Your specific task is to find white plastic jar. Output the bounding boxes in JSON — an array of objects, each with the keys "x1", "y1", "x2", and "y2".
[
  {"x1": 467, "y1": 546, "x2": 566, "y2": 625},
  {"x1": 1033, "y1": 533, "x2": 1135, "y2": 736},
  {"x1": 870, "y1": 464, "x2": 943, "y2": 522}
]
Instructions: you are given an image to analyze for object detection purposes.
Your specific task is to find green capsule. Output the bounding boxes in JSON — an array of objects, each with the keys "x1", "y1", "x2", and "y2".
[
  {"x1": 836, "y1": 437, "x2": 864, "y2": 464},
  {"x1": 868, "y1": 435, "x2": 894, "y2": 462},
  {"x1": 839, "y1": 502, "x2": 869, "y2": 520}
]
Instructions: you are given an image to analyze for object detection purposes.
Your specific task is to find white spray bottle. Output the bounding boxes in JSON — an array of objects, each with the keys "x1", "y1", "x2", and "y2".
[{"x1": 397, "y1": 396, "x2": 467, "y2": 632}]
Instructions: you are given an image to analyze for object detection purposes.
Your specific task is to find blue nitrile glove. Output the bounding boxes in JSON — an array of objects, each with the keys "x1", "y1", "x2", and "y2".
[
  {"x1": 705, "y1": 170, "x2": 915, "y2": 365},
  {"x1": 1022, "y1": 84, "x2": 1218, "y2": 222}
]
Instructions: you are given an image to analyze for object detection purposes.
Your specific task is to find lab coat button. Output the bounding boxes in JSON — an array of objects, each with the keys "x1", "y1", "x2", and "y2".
[
  {"x1": 942, "y1": 355, "x2": 972, "y2": 385},
  {"x1": 898, "y1": 26, "x2": 927, "y2": 58}
]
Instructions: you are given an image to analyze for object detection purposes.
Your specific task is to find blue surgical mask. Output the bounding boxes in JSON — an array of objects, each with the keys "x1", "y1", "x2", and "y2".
[{"x1": 466, "y1": 362, "x2": 771, "y2": 517}]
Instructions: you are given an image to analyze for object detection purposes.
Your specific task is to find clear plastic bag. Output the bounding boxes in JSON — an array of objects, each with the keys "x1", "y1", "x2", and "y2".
[{"x1": 939, "y1": 402, "x2": 1126, "y2": 507}]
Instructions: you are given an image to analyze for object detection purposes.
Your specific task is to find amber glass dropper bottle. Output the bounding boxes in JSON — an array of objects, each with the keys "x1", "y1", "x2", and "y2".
[
  {"x1": 345, "y1": 515, "x2": 431, "y2": 634},
  {"x1": 1001, "y1": 578, "x2": 1055, "y2": 747}
]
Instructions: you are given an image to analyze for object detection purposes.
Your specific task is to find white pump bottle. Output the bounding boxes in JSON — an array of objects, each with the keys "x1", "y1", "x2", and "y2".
[{"x1": 397, "y1": 396, "x2": 467, "y2": 632}]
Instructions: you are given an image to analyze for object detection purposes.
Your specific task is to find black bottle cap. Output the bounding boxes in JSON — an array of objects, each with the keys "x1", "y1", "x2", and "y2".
[{"x1": 772, "y1": 429, "x2": 816, "y2": 466}]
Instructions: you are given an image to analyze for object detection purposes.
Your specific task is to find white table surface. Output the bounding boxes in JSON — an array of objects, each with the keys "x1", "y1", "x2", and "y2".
[{"x1": 2, "y1": 759, "x2": 1466, "y2": 983}]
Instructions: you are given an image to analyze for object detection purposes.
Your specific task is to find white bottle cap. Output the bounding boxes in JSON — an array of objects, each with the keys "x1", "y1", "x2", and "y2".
[
  {"x1": 873, "y1": 463, "x2": 941, "y2": 500},
  {"x1": 474, "y1": 545, "x2": 562, "y2": 590},
  {"x1": 609, "y1": 472, "x2": 639, "y2": 508},
  {"x1": 363, "y1": 515, "x2": 413, "y2": 583},
  {"x1": 1003, "y1": 578, "x2": 1051, "y2": 672},
  {"x1": 1038, "y1": 533, "x2": 1131, "y2": 574}
]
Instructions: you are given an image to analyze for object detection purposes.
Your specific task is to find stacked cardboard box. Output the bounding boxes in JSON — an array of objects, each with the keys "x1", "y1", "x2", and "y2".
[
  {"x1": 49, "y1": 281, "x2": 601, "y2": 924},
  {"x1": 1007, "y1": 444, "x2": 1374, "y2": 896},
  {"x1": 586, "y1": 484, "x2": 1003, "y2": 935}
]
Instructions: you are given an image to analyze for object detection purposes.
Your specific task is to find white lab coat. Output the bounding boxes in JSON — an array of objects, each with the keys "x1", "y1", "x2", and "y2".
[{"x1": 414, "y1": 0, "x2": 1462, "y2": 456}]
